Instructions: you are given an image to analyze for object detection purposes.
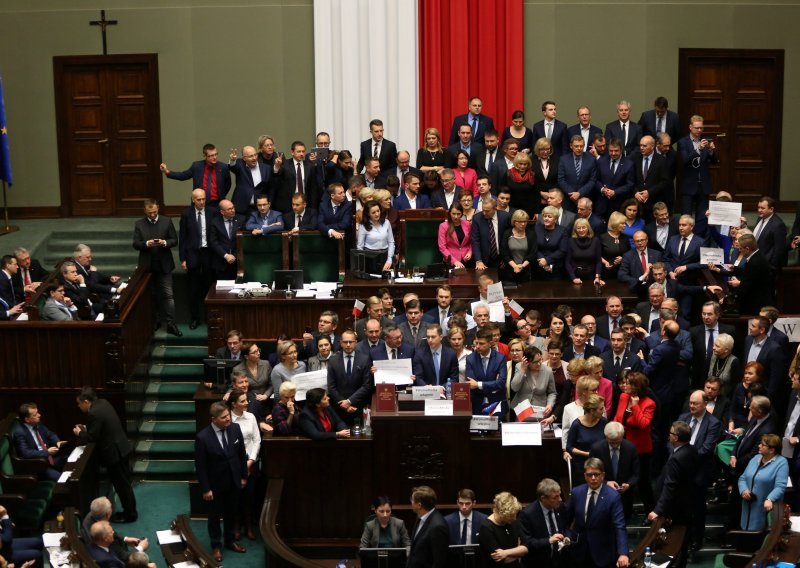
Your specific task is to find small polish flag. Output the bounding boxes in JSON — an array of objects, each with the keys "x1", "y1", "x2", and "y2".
[
  {"x1": 482, "y1": 401, "x2": 503, "y2": 416},
  {"x1": 514, "y1": 399, "x2": 534, "y2": 422},
  {"x1": 509, "y1": 300, "x2": 524, "y2": 318},
  {"x1": 352, "y1": 299, "x2": 365, "y2": 318}
]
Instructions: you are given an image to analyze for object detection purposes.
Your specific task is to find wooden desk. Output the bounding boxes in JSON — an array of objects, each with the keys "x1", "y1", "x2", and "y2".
[
  {"x1": 54, "y1": 443, "x2": 99, "y2": 516},
  {"x1": 158, "y1": 514, "x2": 220, "y2": 568},
  {"x1": 62, "y1": 507, "x2": 100, "y2": 568},
  {"x1": 193, "y1": 384, "x2": 223, "y2": 432},
  {"x1": 629, "y1": 517, "x2": 687, "y2": 567}
]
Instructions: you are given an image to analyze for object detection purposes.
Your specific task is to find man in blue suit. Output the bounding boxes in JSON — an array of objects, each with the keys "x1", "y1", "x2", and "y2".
[
  {"x1": 449, "y1": 97, "x2": 495, "y2": 146},
  {"x1": 465, "y1": 328, "x2": 507, "y2": 414},
  {"x1": 394, "y1": 173, "x2": 431, "y2": 210},
  {"x1": 13, "y1": 402, "x2": 68, "y2": 481},
  {"x1": 244, "y1": 195, "x2": 284, "y2": 235},
  {"x1": 663, "y1": 215, "x2": 707, "y2": 284},
  {"x1": 638, "y1": 96, "x2": 681, "y2": 143},
  {"x1": 444, "y1": 488, "x2": 489, "y2": 546},
  {"x1": 160, "y1": 143, "x2": 231, "y2": 206},
  {"x1": 617, "y1": 230, "x2": 662, "y2": 295},
  {"x1": 532, "y1": 101, "x2": 569, "y2": 156},
  {"x1": 317, "y1": 182, "x2": 353, "y2": 242},
  {"x1": 743, "y1": 316, "x2": 787, "y2": 399},
  {"x1": 565, "y1": 457, "x2": 629, "y2": 568},
  {"x1": 0, "y1": 255, "x2": 19, "y2": 309},
  {"x1": 677, "y1": 116, "x2": 718, "y2": 225},
  {"x1": 356, "y1": 318, "x2": 384, "y2": 358},
  {"x1": 327, "y1": 330, "x2": 373, "y2": 425},
  {"x1": 413, "y1": 324, "x2": 459, "y2": 386},
  {"x1": 605, "y1": 100, "x2": 642, "y2": 157},
  {"x1": 567, "y1": 106, "x2": 603, "y2": 155},
  {"x1": 228, "y1": 146, "x2": 272, "y2": 215},
  {"x1": 357, "y1": 119, "x2": 398, "y2": 174},
  {"x1": 594, "y1": 139, "x2": 634, "y2": 217},
  {"x1": 447, "y1": 124, "x2": 484, "y2": 169},
  {"x1": 471, "y1": 199, "x2": 511, "y2": 270},
  {"x1": 208, "y1": 200, "x2": 246, "y2": 280},
  {"x1": 749, "y1": 196, "x2": 787, "y2": 270},
  {"x1": 557, "y1": 135, "x2": 597, "y2": 212},
  {"x1": 518, "y1": 478, "x2": 568, "y2": 568},
  {"x1": 88, "y1": 521, "x2": 126, "y2": 568},
  {"x1": 632, "y1": 136, "x2": 670, "y2": 218},
  {"x1": 195, "y1": 402, "x2": 248, "y2": 561}
]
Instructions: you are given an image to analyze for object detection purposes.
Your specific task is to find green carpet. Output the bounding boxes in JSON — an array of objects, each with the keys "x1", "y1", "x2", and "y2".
[
  {"x1": 141, "y1": 401, "x2": 195, "y2": 416},
  {"x1": 148, "y1": 364, "x2": 204, "y2": 379},
  {"x1": 145, "y1": 382, "x2": 199, "y2": 397},
  {"x1": 136, "y1": 440, "x2": 195, "y2": 456},
  {"x1": 138, "y1": 420, "x2": 196, "y2": 436}
]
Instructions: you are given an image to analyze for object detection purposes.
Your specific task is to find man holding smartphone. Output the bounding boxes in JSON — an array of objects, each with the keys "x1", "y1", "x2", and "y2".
[{"x1": 678, "y1": 115, "x2": 718, "y2": 232}]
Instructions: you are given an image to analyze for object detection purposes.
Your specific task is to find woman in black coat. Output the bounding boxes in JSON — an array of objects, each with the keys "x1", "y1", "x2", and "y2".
[
  {"x1": 500, "y1": 210, "x2": 537, "y2": 282},
  {"x1": 297, "y1": 388, "x2": 351, "y2": 441}
]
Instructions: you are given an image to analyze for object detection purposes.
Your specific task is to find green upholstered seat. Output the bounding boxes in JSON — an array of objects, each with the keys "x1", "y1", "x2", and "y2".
[{"x1": 240, "y1": 233, "x2": 285, "y2": 283}]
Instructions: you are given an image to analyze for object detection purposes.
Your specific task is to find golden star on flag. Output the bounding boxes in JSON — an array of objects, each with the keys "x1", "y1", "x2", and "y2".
[{"x1": 0, "y1": 127, "x2": 6, "y2": 135}]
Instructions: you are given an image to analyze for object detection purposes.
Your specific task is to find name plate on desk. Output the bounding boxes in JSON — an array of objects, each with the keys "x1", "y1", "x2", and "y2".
[
  {"x1": 452, "y1": 382, "x2": 471, "y2": 411},
  {"x1": 470, "y1": 415, "x2": 499, "y2": 431},
  {"x1": 412, "y1": 386, "x2": 441, "y2": 400},
  {"x1": 424, "y1": 400, "x2": 453, "y2": 415},
  {"x1": 375, "y1": 383, "x2": 397, "y2": 412},
  {"x1": 501, "y1": 422, "x2": 542, "y2": 446}
]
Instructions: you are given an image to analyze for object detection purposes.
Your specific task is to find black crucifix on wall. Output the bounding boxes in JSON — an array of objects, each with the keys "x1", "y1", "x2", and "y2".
[{"x1": 89, "y1": 10, "x2": 118, "y2": 55}]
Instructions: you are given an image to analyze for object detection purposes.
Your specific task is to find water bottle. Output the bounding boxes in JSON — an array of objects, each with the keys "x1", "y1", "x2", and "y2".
[
  {"x1": 644, "y1": 546, "x2": 652, "y2": 568},
  {"x1": 399, "y1": 259, "x2": 406, "y2": 278},
  {"x1": 445, "y1": 379, "x2": 452, "y2": 400}
]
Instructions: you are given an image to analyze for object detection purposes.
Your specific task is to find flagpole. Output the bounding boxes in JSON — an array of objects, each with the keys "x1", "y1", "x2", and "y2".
[{"x1": 0, "y1": 180, "x2": 19, "y2": 235}]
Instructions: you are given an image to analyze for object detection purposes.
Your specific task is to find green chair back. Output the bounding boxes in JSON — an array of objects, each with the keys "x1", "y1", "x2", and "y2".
[
  {"x1": 294, "y1": 232, "x2": 342, "y2": 282},
  {"x1": 402, "y1": 218, "x2": 442, "y2": 268},
  {"x1": 240, "y1": 234, "x2": 285, "y2": 284}
]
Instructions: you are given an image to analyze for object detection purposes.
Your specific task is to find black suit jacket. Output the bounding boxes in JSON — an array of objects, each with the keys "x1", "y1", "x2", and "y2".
[
  {"x1": 599, "y1": 349, "x2": 642, "y2": 380},
  {"x1": 743, "y1": 334, "x2": 786, "y2": 399},
  {"x1": 689, "y1": 323, "x2": 736, "y2": 387},
  {"x1": 357, "y1": 138, "x2": 398, "y2": 173},
  {"x1": 734, "y1": 250, "x2": 775, "y2": 316},
  {"x1": 283, "y1": 208, "x2": 318, "y2": 231},
  {"x1": 76, "y1": 398, "x2": 132, "y2": 466},
  {"x1": 562, "y1": 343, "x2": 600, "y2": 362},
  {"x1": 326, "y1": 351, "x2": 373, "y2": 408},
  {"x1": 653, "y1": 443, "x2": 698, "y2": 523},
  {"x1": 11, "y1": 258, "x2": 49, "y2": 299},
  {"x1": 207, "y1": 213, "x2": 246, "y2": 273},
  {"x1": 589, "y1": 438, "x2": 640, "y2": 490},
  {"x1": 272, "y1": 159, "x2": 319, "y2": 213},
  {"x1": 518, "y1": 500, "x2": 568, "y2": 568},
  {"x1": 179, "y1": 206, "x2": 215, "y2": 270},
  {"x1": 605, "y1": 120, "x2": 643, "y2": 157},
  {"x1": 0, "y1": 272, "x2": 17, "y2": 307},
  {"x1": 473, "y1": 146, "x2": 504, "y2": 190},
  {"x1": 754, "y1": 215, "x2": 788, "y2": 270},
  {"x1": 132, "y1": 215, "x2": 177, "y2": 274},
  {"x1": 195, "y1": 422, "x2": 247, "y2": 493},
  {"x1": 532, "y1": 119, "x2": 569, "y2": 156},
  {"x1": 228, "y1": 158, "x2": 272, "y2": 214},
  {"x1": 638, "y1": 109, "x2": 681, "y2": 143},
  {"x1": 631, "y1": 152, "x2": 668, "y2": 203},
  {"x1": 678, "y1": 410, "x2": 722, "y2": 485},
  {"x1": 407, "y1": 509, "x2": 449, "y2": 568},
  {"x1": 732, "y1": 415, "x2": 778, "y2": 474},
  {"x1": 644, "y1": 217, "x2": 679, "y2": 253},
  {"x1": 448, "y1": 113, "x2": 495, "y2": 146}
]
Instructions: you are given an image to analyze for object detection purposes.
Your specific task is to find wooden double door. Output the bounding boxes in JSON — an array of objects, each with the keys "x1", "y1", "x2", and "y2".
[
  {"x1": 679, "y1": 49, "x2": 784, "y2": 206},
  {"x1": 54, "y1": 54, "x2": 162, "y2": 216}
]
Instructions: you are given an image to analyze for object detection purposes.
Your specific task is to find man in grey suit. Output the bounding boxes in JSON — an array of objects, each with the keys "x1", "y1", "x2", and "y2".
[
  {"x1": 398, "y1": 299, "x2": 429, "y2": 347},
  {"x1": 605, "y1": 100, "x2": 643, "y2": 157},
  {"x1": 132, "y1": 199, "x2": 181, "y2": 336},
  {"x1": 40, "y1": 283, "x2": 78, "y2": 321}
]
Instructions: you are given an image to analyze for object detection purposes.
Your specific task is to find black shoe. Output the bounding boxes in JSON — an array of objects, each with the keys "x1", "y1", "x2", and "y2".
[
  {"x1": 166, "y1": 323, "x2": 183, "y2": 337},
  {"x1": 110, "y1": 512, "x2": 138, "y2": 523},
  {"x1": 189, "y1": 319, "x2": 199, "y2": 330}
]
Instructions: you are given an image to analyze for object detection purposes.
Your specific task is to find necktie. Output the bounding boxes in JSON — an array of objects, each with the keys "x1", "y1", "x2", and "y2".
[
  {"x1": 614, "y1": 356, "x2": 621, "y2": 375},
  {"x1": 461, "y1": 518, "x2": 468, "y2": 545},
  {"x1": 612, "y1": 318, "x2": 619, "y2": 329},
  {"x1": 33, "y1": 427, "x2": 55, "y2": 465},
  {"x1": 489, "y1": 219, "x2": 498, "y2": 257},
  {"x1": 433, "y1": 351, "x2": 440, "y2": 383},
  {"x1": 640, "y1": 251, "x2": 647, "y2": 273},
  {"x1": 621, "y1": 122, "x2": 627, "y2": 146},
  {"x1": 707, "y1": 329, "x2": 715, "y2": 361},
  {"x1": 611, "y1": 448, "x2": 619, "y2": 478},
  {"x1": 643, "y1": 155, "x2": 650, "y2": 178},
  {"x1": 23, "y1": 268, "x2": 31, "y2": 287},
  {"x1": 332, "y1": 205, "x2": 338, "y2": 216},
  {"x1": 575, "y1": 156, "x2": 582, "y2": 178},
  {"x1": 547, "y1": 510, "x2": 557, "y2": 556},
  {"x1": 690, "y1": 418, "x2": 699, "y2": 444},
  {"x1": 373, "y1": 143, "x2": 379, "y2": 158},
  {"x1": 391, "y1": 348, "x2": 396, "y2": 360},
  {"x1": 488, "y1": 150, "x2": 495, "y2": 173},
  {"x1": 546, "y1": 122, "x2": 552, "y2": 140},
  {"x1": 611, "y1": 159, "x2": 617, "y2": 175},
  {"x1": 586, "y1": 490, "x2": 596, "y2": 520},
  {"x1": 346, "y1": 355, "x2": 352, "y2": 378},
  {"x1": 679, "y1": 237, "x2": 687, "y2": 257},
  {"x1": 205, "y1": 166, "x2": 213, "y2": 197},
  {"x1": 197, "y1": 210, "x2": 203, "y2": 239},
  {"x1": 441, "y1": 309, "x2": 448, "y2": 328},
  {"x1": 220, "y1": 428, "x2": 229, "y2": 451},
  {"x1": 296, "y1": 214, "x2": 301, "y2": 228},
  {"x1": 411, "y1": 326, "x2": 418, "y2": 343},
  {"x1": 471, "y1": 116, "x2": 478, "y2": 135},
  {"x1": 483, "y1": 356, "x2": 489, "y2": 373},
  {"x1": 754, "y1": 219, "x2": 764, "y2": 239},
  {"x1": 657, "y1": 116, "x2": 664, "y2": 134},
  {"x1": 296, "y1": 162, "x2": 304, "y2": 194}
]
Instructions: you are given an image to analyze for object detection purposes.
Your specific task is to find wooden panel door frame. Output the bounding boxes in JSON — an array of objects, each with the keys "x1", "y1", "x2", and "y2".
[
  {"x1": 678, "y1": 48, "x2": 784, "y2": 208},
  {"x1": 53, "y1": 53, "x2": 163, "y2": 216}
]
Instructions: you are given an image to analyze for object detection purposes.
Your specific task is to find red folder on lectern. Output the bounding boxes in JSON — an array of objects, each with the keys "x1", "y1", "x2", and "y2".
[
  {"x1": 451, "y1": 382, "x2": 471, "y2": 412},
  {"x1": 375, "y1": 383, "x2": 396, "y2": 412}
]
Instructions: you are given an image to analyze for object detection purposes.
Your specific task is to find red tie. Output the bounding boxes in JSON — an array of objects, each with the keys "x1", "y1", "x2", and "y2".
[
  {"x1": 23, "y1": 268, "x2": 31, "y2": 287},
  {"x1": 640, "y1": 251, "x2": 647, "y2": 273},
  {"x1": 34, "y1": 427, "x2": 54, "y2": 465}
]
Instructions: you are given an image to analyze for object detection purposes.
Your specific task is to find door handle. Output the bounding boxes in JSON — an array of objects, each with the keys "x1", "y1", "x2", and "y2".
[{"x1": 98, "y1": 138, "x2": 109, "y2": 143}]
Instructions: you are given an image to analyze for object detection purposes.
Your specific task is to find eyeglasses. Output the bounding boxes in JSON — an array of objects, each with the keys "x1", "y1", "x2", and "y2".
[{"x1": 584, "y1": 472, "x2": 603, "y2": 478}]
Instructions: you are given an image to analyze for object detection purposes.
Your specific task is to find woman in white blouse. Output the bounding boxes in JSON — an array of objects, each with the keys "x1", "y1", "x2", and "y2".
[
  {"x1": 448, "y1": 326, "x2": 472, "y2": 382},
  {"x1": 357, "y1": 200, "x2": 395, "y2": 272},
  {"x1": 228, "y1": 388, "x2": 261, "y2": 540}
]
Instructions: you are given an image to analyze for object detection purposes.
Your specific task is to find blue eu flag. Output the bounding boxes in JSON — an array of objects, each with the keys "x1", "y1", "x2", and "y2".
[{"x1": 0, "y1": 76, "x2": 12, "y2": 185}]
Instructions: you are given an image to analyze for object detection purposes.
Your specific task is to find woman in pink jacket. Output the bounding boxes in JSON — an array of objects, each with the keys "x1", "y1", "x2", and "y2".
[{"x1": 438, "y1": 204, "x2": 472, "y2": 268}]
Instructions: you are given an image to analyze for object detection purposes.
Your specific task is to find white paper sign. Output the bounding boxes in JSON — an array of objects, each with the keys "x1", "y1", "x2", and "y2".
[
  {"x1": 487, "y1": 282, "x2": 505, "y2": 304},
  {"x1": 67, "y1": 446, "x2": 86, "y2": 463},
  {"x1": 289, "y1": 370, "x2": 328, "y2": 401},
  {"x1": 775, "y1": 318, "x2": 800, "y2": 342},
  {"x1": 501, "y1": 422, "x2": 543, "y2": 446},
  {"x1": 700, "y1": 247, "x2": 725, "y2": 265},
  {"x1": 374, "y1": 358, "x2": 414, "y2": 386},
  {"x1": 156, "y1": 529, "x2": 184, "y2": 544},
  {"x1": 57, "y1": 470, "x2": 74, "y2": 483},
  {"x1": 413, "y1": 386, "x2": 441, "y2": 400},
  {"x1": 708, "y1": 201, "x2": 742, "y2": 226},
  {"x1": 470, "y1": 415, "x2": 500, "y2": 431},
  {"x1": 424, "y1": 399, "x2": 453, "y2": 415},
  {"x1": 43, "y1": 532, "x2": 66, "y2": 547}
]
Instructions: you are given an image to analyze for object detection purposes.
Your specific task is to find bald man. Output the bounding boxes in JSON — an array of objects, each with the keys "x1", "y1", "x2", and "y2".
[
  {"x1": 208, "y1": 200, "x2": 246, "y2": 280},
  {"x1": 228, "y1": 145, "x2": 272, "y2": 215}
]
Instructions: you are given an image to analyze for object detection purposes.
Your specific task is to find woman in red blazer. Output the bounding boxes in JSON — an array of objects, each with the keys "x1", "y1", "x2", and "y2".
[
  {"x1": 453, "y1": 150, "x2": 478, "y2": 197},
  {"x1": 437, "y1": 204, "x2": 472, "y2": 268},
  {"x1": 613, "y1": 371, "x2": 656, "y2": 513}
]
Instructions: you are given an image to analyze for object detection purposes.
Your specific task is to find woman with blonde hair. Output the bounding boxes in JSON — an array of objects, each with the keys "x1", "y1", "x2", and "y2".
[
  {"x1": 270, "y1": 340, "x2": 307, "y2": 395},
  {"x1": 478, "y1": 492, "x2": 528, "y2": 566},
  {"x1": 500, "y1": 209, "x2": 537, "y2": 282},
  {"x1": 600, "y1": 210, "x2": 631, "y2": 279},
  {"x1": 505, "y1": 152, "x2": 537, "y2": 217},
  {"x1": 417, "y1": 127, "x2": 451, "y2": 174},
  {"x1": 531, "y1": 137, "x2": 559, "y2": 205},
  {"x1": 566, "y1": 393, "x2": 607, "y2": 485},
  {"x1": 566, "y1": 218, "x2": 603, "y2": 286}
]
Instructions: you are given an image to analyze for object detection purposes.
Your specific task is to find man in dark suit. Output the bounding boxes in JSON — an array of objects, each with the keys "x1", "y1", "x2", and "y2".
[
  {"x1": 638, "y1": 96, "x2": 681, "y2": 143},
  {"x1": 556, "y1": 135, "x2": 596, "y2": 212},
  {"x1": 74, "y1": 387, "x2": 137, "y2": 523},
  {"x1": 605, "y1": 100, "x2": 642, "y2": 157},
  {"x1": 576, "y1": 197, "x2": 606, "y2": 236},
  {"x1": 729, "y1": 236, "x2": 776, "y2": 316},
  {"x1": 448, "y1": 97, "x2": 495, "y2": 146},
  {"x1": 518, "y1": 478, "x2": 568, "y2": 568},
  {"x1": 378, "y1": 150, "x2": 422, "y2": 188},
  {"x1": 227, "y1": 145, "x2": 272, "y2": 215},
  {"x1": 244, "y1": 194, "x2": 284, "y2": 235},
  {"x1": 678, "y1": 391, "x2": 722, "y2": 552},
  {"x1": 71, "y1": 244, "x2": 119, "y2": 313},
  {"x1": 300, "y1": 311, "x2": 341, "y2": 359},
  {"x1": 327, "y1": 330, "x2": 373, "y2": 425},
  {"x1": 447, "y1": 124, "x2": 484, "y2": 169},
  {"x1": 13, "y1": 402, "x2": 68, "y2": 482},
  {"x1": 593, "y1": 138, "x2": 634, "y2": 217},
  {"x1": 132, "y1": 199, "x2": 181, "y2": 336},
  {"x1": 677, "y1": 116, "x2": 719, "y2": 225},
  {"x1": 284, "y1": 193, "x2": 318, "y2": 232},
  {"x1": 639, "y1": 320, "x2": 682, "y2": 453},
  {"x1": 407, "y1": 486, "x2": 449, "y2": 568},
  {"x1": 179, "y1": 189, "x2": 215, "y2": 329},
  {"x1": 532, "y1": 101, "x2": 569, "y2": 156},
  {"x1": 0, "y1": 255, "x2": 20, "y2": 309},
  {"x1": 160, "y1": 143, "x2": 231, "y2": 206},
  {"x1": 317, "y1": 182, "x2": 353, "y2": 244},
  {"x1": 663, "y1": 214, "x2": 707, "y2": 285},
  {"x1": 394, "y1": 172, "x2": 431, "y2": 210},
  {"x1": 631, "y1": 135, "x2": 669, "y2": 217},
  {"x1": 11, "y1": 246, "x2": 49, "y2": 300},
  {"x1": 443, "y1": 488, "x2": 488, "y2": 546},
  {"x1": 742, "y1": 315, "x2": 787, "y2": 399},
  {"x1": 749, "y1": 196, "x2": 787, "y2": 270},
  {"x1": 58, "y1": 261, "x2": 93, "y2": 318},
  {"x1": 562, "y1": 324, "x2": 600, "y2": 361},
  {"x1": 413, "y1": 324, "x2": 459, "y2": 386},
  {"x1": 272, "y1": 141, "x2": 319, "y2": 213},
  {"x1": 195, "y1": 402, "x2": 248, "y2": 561},
  {"x1": 398, "y1": 299, "x2": 430, "y2": 348},
  {"x1": 357, "y1": 119, "x2": 398, "y2": 173},
  {"x1": 589, "y1": 422, "x2": 640, "y2": 521},
  {"x1": 595, "y1": 296, "x2": 625, "y2": 340},
  {"x1": 759, "y1": 306, "x2": 789, "y2": 348},
  {"x1": 370, "y1": 324, "x2": 415, "y2": 362},
  {"x1": 356, "y1": 318, "x2": 384, "y2": 358},
  {"x1": 644, "y1": 202, "x2": 679, "y2": 253},
  {"x1": 471, "y1": 198, "x2": 511, "y2": 270},
  {"x1": 429, "y1": 169, "x2": 460, "y2": 210},
  {"x1": 702, "y1": 377, "x2": 731, "y2": 423},
  {"x1": 465, "y1": 328, "x2": 507, "y2": 414},
  {"x1": 208, "y1": 199, "x2": 246, "y2": 281},
  {"x1": 214, "y1": 329, "x2": 243, "y2": 360},
  {"x1": 730, "y1": 396, "x2": 777, "y2": 475},
  {"x1": 655, "y1": 134, "x2": 678, "y2": 211},
  {"x1": 600, "y1": 328, "x2": 642, "y2": 380},
  {"x1": 473, "y1": 130, "x2": 502, "y2": 190},
  {"x1": 567, "y1": 106, "x2": 603, "y2": 156},
  {"x1": 690, "y1": 301, "x2": 736, "y2": 388},
  {"x1": 88, "y1": 520, "x2": 126, "y2": 568},
  {"x1": 565, "y1": 458, "x2": 629, "y2": 568},
  {"x1": 618, "y1": 230, "x2": 662, "y2": 295}
]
